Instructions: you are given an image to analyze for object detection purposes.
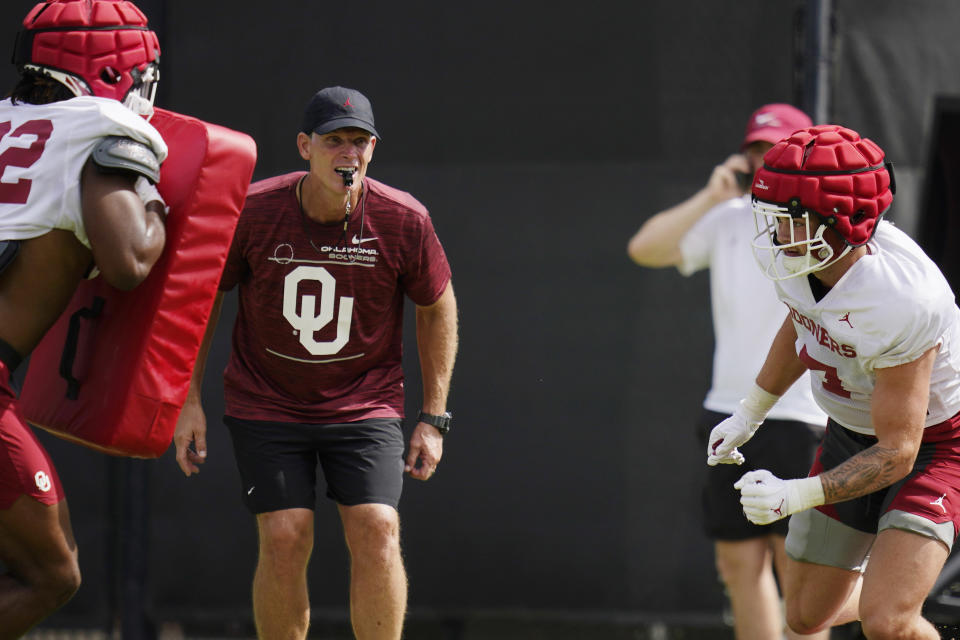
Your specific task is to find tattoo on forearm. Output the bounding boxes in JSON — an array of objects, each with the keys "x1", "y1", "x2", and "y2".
[{"x1": 820, "y1": 445, "x2": 904, "y2": 503}]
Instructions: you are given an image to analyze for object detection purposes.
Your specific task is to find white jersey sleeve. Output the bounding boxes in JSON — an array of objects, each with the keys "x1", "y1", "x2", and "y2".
[
  {"x1": 0, "y1": 96, "x2": 167, "y2": 248},
  {"x1": 775, "y1": 222, "x2": 960, "y2": 433}
]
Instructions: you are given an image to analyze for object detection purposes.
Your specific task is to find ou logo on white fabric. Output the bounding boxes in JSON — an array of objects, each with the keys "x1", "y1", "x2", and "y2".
[
  {"x1": 35, "y1": 470, "x2": 52, "y2": 492},
  {"x1": 283, "y1": 266, "x2": 354, "y2": 356}
]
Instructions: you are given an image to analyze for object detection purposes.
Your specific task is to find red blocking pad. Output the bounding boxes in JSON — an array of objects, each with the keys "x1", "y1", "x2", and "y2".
[{"x1": 19, "y1": 108, "x2": 256, "y2": 457}]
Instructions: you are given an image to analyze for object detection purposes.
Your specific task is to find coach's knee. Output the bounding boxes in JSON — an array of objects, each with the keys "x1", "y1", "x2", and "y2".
[
  {"x1": 258, "y1": 513, "x2": 314, "y2": 569},
  {"x1": 715, "y1": 551, "x2": 750, "y2": 587},
  {"x1": 713, "y1": 540, "x2": 767, "y2": 589},
  {"x1": 343, "y1": 505, "x2": 401, "y2": 563}
]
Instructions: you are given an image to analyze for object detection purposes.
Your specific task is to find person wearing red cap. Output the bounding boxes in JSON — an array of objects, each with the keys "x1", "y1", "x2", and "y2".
[
  {"x1": 708, "y1": 124, "x2": 960, "y2": 639},
  {"x1": 0, "y1": 0, "x2": 168, "y2": 634},
  {"x1": 174, "y1": 86, "x2": 458, "y2": 640},
  {"x1": 628, "y1": 104, "x2": 830, "y2": 640}
]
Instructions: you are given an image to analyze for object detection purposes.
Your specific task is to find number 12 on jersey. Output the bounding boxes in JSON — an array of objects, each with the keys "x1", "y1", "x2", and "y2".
[{"x1": 0, "y1": 119, "x2": 53, "y2": 205}]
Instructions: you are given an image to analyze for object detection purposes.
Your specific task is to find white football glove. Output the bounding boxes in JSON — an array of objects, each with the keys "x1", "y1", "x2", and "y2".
[
  {"x1": 706, "y1": 383, "x2": 780, "y2": 466},
  {"x1": 135, "y1": 175, "x2": 169, "y2": 221},
  {"x1": 734, "y1": 469, "x2": 825, "y2": 525},
  {"x1": 706, "y1": 412, "x2": 758, "y2": 466}
]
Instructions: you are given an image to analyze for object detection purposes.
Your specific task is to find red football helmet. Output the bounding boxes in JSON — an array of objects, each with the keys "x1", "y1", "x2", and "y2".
[
  {"x1": 750, "y1": 125, "x2": 895, "y2": 280},
  {"x1": 12, "y1": 0, "x2": 161, "y2": 116}
]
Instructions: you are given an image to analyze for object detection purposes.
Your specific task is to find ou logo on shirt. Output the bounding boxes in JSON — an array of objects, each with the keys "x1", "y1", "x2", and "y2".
[
  {"x1": 283, "y1": 266, "x2": 354, "y2": 356},
  {"x1": 35, "y1": 470, "x2": 52, "y2": 492}
]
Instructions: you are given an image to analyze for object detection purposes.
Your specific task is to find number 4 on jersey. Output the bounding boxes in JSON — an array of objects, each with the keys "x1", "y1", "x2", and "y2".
[{"x1": 799, "y1": 345, "x2": 851, "y2": 398}]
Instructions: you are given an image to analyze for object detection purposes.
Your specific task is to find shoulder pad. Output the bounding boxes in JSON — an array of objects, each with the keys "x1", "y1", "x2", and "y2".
[{"x1": 91, "y1": 136, "x2": 161, "y2": 184}]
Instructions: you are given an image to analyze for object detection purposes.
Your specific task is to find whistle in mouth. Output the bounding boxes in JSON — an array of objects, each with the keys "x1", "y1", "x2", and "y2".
[{"x1": 334, "y1": 168, "x2": 356, "y2": 187}]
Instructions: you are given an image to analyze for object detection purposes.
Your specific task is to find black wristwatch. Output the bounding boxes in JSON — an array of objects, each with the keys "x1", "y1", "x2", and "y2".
[{"x1": 417, "y1": 410, "x2": 452, "y2": 436}]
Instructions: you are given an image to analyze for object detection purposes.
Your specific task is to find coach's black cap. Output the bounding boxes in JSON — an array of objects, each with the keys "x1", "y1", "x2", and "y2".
[{"x1": 301, "y1": 86, "x2": 380, "y2": 139}]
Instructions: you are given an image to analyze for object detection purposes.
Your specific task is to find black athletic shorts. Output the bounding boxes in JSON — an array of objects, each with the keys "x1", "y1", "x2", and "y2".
[
  {"x1": 224, "y1": 415, "x2": 405, "y2": 514},
  {"x1": 696, "y1": 409, "x2": 825, "y2": 540}
]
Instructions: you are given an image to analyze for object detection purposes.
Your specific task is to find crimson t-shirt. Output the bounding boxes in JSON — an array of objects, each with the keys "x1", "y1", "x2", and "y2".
[{"x1": 219, "y1": 172, "x2": 451, "y2": 423}]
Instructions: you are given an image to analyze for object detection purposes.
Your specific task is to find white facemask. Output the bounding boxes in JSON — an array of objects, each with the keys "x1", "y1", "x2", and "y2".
[{"x1": 751, "y1": 199, "x2": 851, "y2": 281}]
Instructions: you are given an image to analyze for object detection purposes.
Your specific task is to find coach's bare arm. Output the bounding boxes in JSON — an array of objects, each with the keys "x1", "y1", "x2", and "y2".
[
  {"x1": 405, "y1": 282, "x2": 458, "y2": 480},
  {"x1": 627, "y1": 154, "x2": 750, "y2": 267},
  {"x1": 173, "y1": 290, "x2": 224, "y2": 476}
]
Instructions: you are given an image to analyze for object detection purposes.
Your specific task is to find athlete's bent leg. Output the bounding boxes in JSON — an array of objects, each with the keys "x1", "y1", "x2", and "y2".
[
  {"x1": 338, "y1": 503, "x2": 406, "y2": 640},
  {"x1": 253, "y1": 508, "x2": 315, "y2": 640},
  {"x1": 0, "y1": 495, "x2": 81, "y2": 640},
  {"x1": 771, "y1": 535, "x2": 831, "y2": 640},
  {"x1": 859, "y1": 529, "x2": 947, "y2": 640},
  {"x1": 782, "y1": 555, "x2": 861, "y2": 634}
]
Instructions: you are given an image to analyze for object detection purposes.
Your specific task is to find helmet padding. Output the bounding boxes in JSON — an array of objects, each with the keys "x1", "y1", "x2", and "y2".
[
  {"x1": 13, "y1": 1, "x2": 160, "y2": 115},
  {"x1": 753, "y1": 125, "x2": 893, "y2": 247}
]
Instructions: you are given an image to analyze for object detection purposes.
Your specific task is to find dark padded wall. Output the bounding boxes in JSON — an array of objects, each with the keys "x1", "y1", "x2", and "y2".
[
  {"x1": 918, "y1": 97, "x2": 960, "y2": 296},
  {"x1": 0, "y1": 0, "x2": 820, "y2": 628},
  {"x1": 831, "y1": 0, "x2": 960, "y2": 238}
]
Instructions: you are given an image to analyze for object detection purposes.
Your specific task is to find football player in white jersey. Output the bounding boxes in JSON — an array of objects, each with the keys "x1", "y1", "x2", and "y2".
[
  {"x1": 628, "y1": 104, "x2": 829, "y2": 640},
  {"x1": 707, "y1": 124, "x2": 960, "y2": 639},
  {"x1": 0, "y1": 1, "x2": 168, "y2": 634}
]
